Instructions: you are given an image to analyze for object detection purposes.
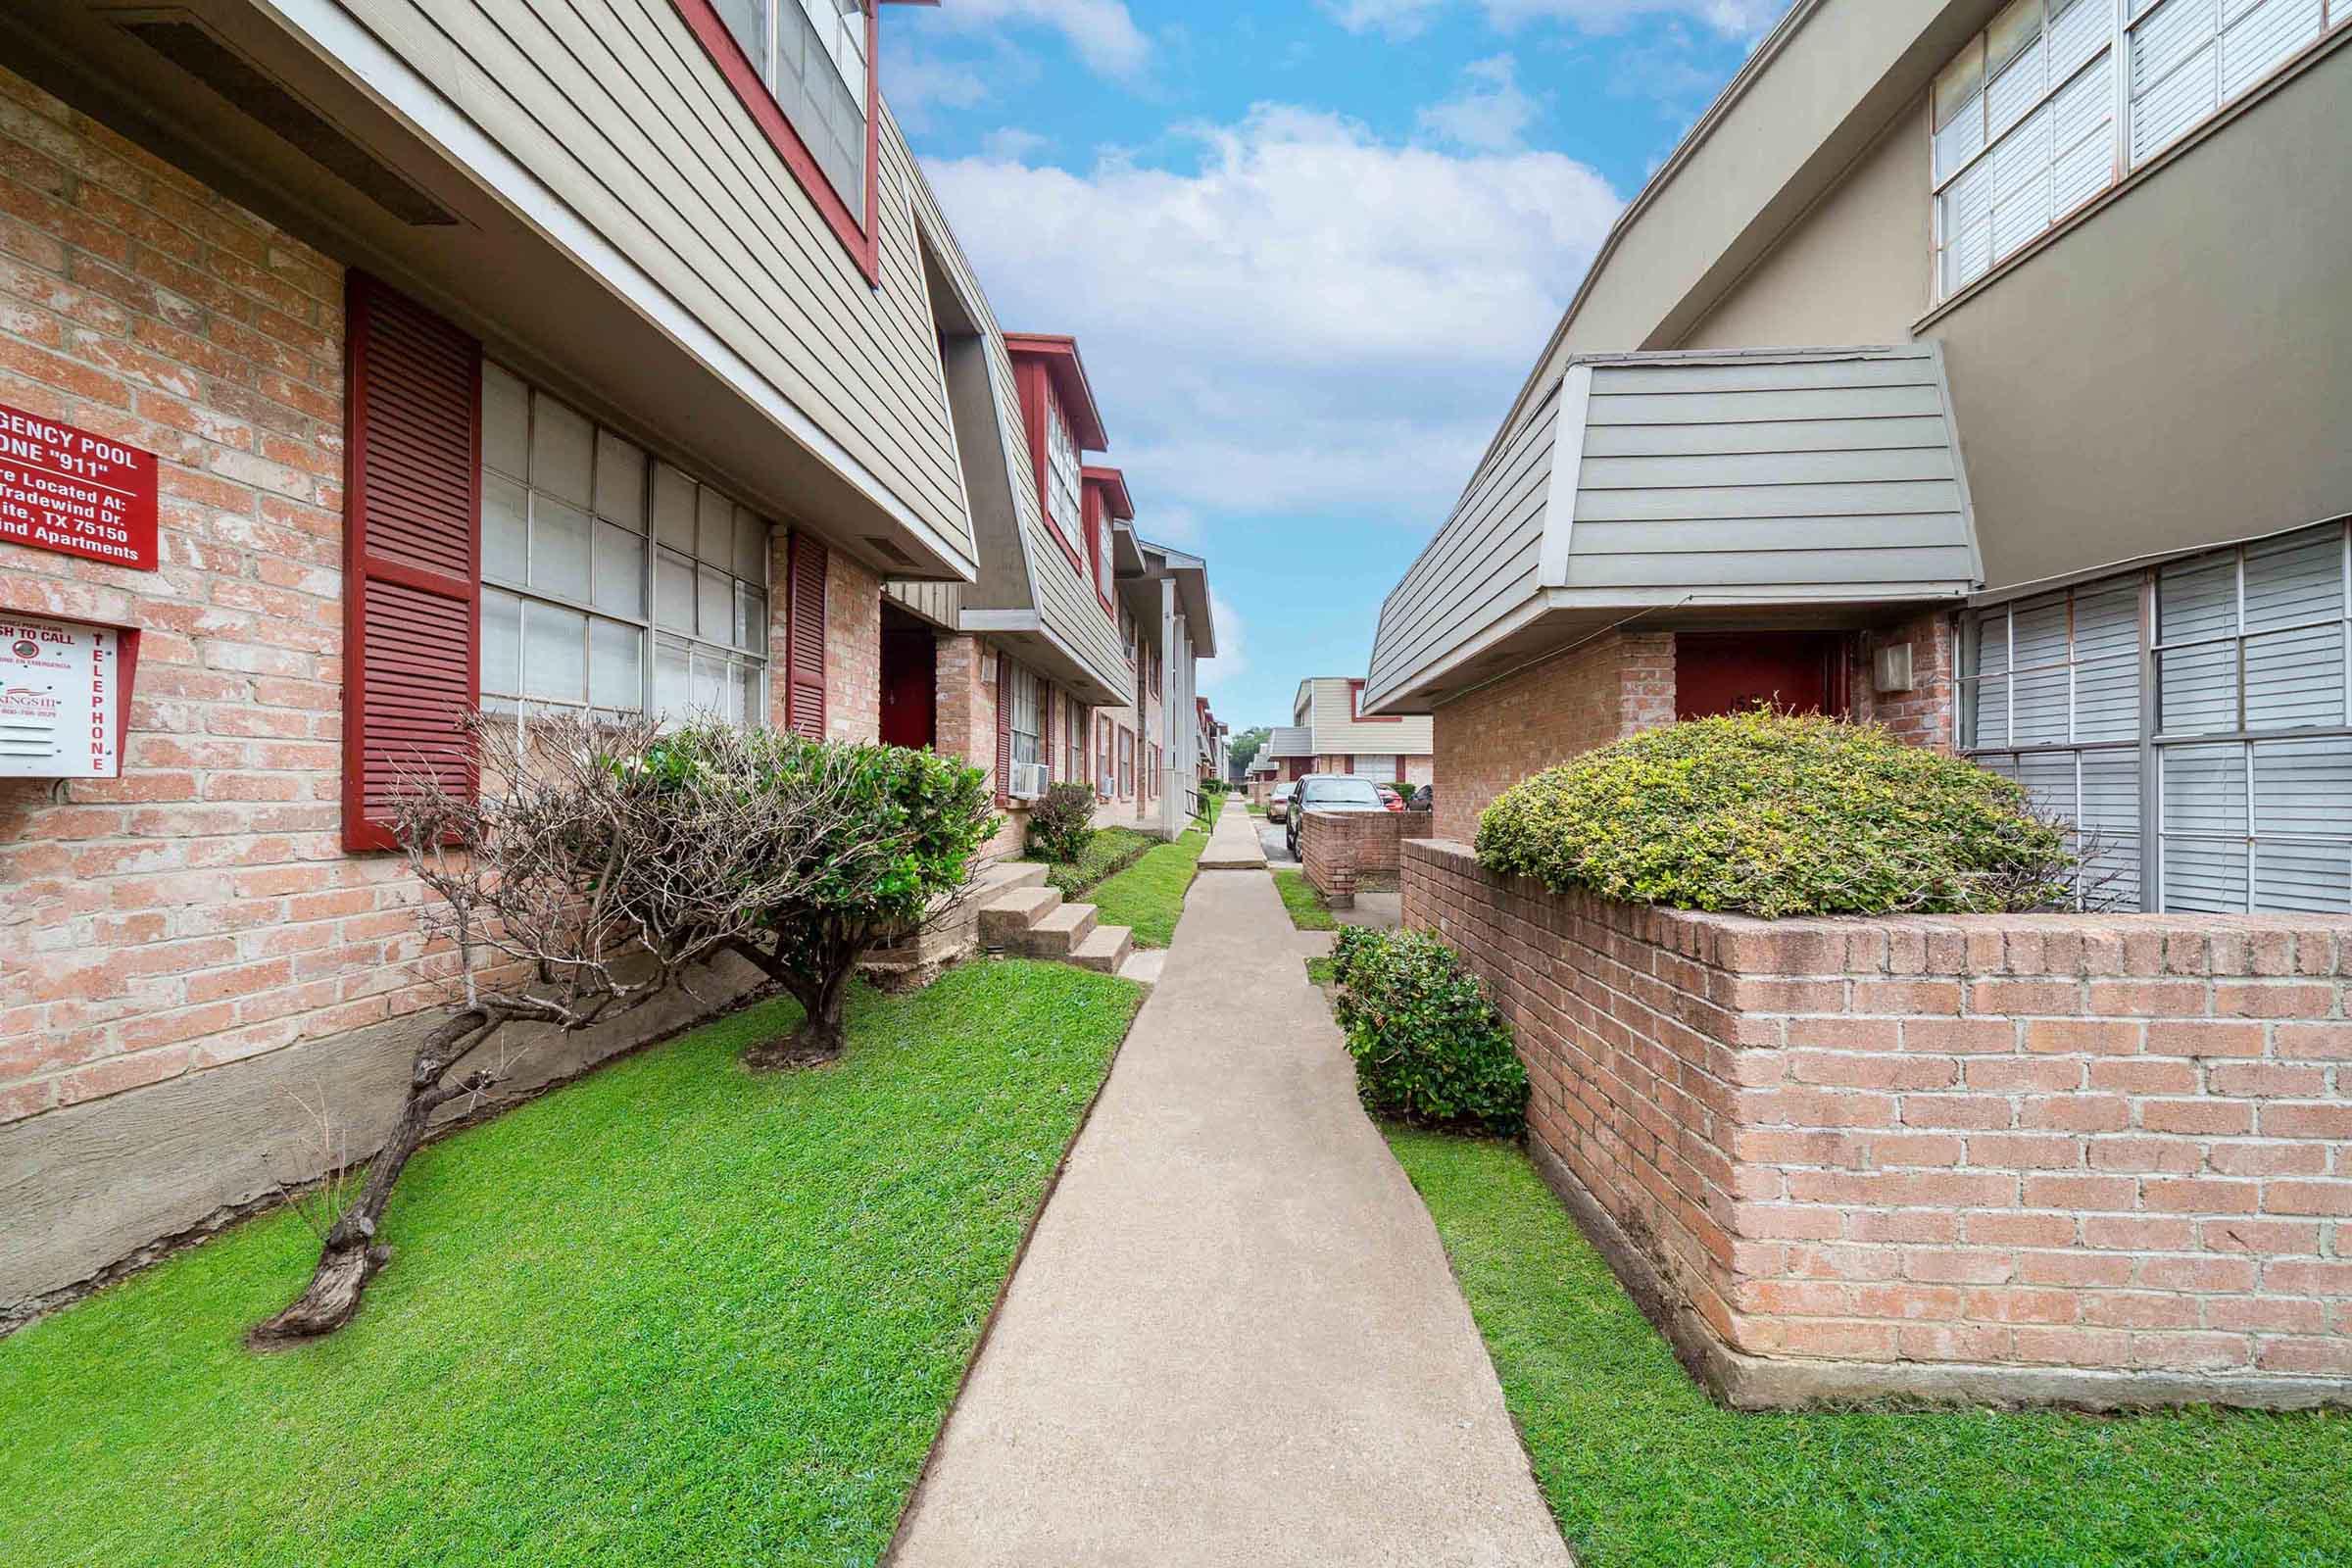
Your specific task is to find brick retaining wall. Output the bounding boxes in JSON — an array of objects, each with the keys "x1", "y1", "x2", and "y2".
[
  {"x1": 1402, "y1": 837, "x2": 2352, "y2": 1408},
  {"x1": 1300, "y1": 808, "x2": 1431, "y2": 906}
]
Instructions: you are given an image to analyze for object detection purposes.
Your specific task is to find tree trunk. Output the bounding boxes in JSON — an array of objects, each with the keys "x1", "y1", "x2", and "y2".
[
  {"x1": 736, "y1": 934, "x2": 855, "y2": 1071},
  {"x1": 249, "y1": 1010, "x2": 495, "y2": 1348}
]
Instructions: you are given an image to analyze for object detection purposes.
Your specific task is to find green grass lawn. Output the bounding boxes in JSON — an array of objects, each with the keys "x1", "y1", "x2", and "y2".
[
  {"x1": 0, "y1": 962, "x2": 1142, "y2": 1568},
  {"x1": 1033, "y1": 826, "x2": 1156, "y2": 899},
  {"x1": 1084, "y1": 827, "x2": 1207, "y2": 948},
  {"x1": 1387, "y1": 1130, "x2": 2352, "y2": 1568},
  {"x1": 1304, "y1": 956, "x2": 1336, "y2": 986},
  {"x1": 1273, "y1": 867, "x2": 1338, "y2": 931}
]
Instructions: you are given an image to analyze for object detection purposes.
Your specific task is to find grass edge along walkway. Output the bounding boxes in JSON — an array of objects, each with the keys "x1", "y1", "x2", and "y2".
[
  {"x1": 1385, "y1": 1128, "x2": 2352, "y2": 1568},
  {"x1": 1273, "y1": 866, "x2": 1338, "y2": 931},
  {"x1": 1084, "y1": 826, "x2": 1208, "y2": 949},
  {"x1": 0, "y1": 961, "x2": 1143, "y2": 1568}
]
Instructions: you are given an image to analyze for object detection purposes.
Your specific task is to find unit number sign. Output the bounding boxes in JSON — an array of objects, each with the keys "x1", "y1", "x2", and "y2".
[{"x1": 0, "y1": 616, "x2": 126, "y2": 778}]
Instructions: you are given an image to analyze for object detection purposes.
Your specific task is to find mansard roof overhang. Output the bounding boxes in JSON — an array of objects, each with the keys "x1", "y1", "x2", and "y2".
[
  {"x1": 960, "y1": 609, "x2": 1129, "y2": 707},
  {"x1": 0, "y1": 0, "x2": 982, "y2": 585},
  {"x1": 1139, "y1": 538, "x2": 1215, "y2": 659},
  {"x1": 1363, "y1": 343, "x2": 1984, "y2": 716},
  {"x1": 1083, "y1": 465, "x2": 1136, "y2": 520},
  {"x1": 1004, "y1": 333, "x2": 1109, "y2": 451}
]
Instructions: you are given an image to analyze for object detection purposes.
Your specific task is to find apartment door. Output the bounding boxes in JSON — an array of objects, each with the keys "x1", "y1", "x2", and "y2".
[
  {"x1": 1675, "y1": 632, "x2": 1849, "y2": 720},
  {"x1": 879, "y1": 609, "x2": 935, "y2": 749}
]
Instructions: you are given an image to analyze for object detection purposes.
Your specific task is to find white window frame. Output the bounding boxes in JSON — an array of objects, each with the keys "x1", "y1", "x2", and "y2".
[
  {"x1": 1931, "y1": 0, "x2": 2349, "y2": 304},
  {"x1": 1960, "y1": 518, "x2": 2352, "y2": 911},
  {"x1": 1044, "y1": 396, "x2": 1083, "y2": 558},
  {"x1": 1007, "y1": 660, "x2": 1042, "y2": 769},
  {"x1": 480, "y1": 363, "x2": 770, "y2": 730},
  {"x1": 712, "y1": 0, "x2": 869, "y2": 212}
]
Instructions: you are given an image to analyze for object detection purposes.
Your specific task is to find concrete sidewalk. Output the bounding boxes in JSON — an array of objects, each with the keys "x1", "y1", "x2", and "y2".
[
  {"x1": 1194, "y1": 797, "x2": 1267, "y2": 869},
  {"x1": 890, "y1": 863, "x2": 1570, "y2": 1567}
]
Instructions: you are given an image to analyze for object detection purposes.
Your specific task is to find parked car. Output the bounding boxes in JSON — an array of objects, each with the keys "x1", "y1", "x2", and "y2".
[
  {"x1": 1287, "y1": 774, "x2": 1391, "y2": 859},
  {"x1": 1407, "y1": 783, "x2": 1432, "y2": 812},
  {"x1": 1267, "y1": 782, "x2": 1298, "y2": 823},
  {"x1": 1375, "y1": 785, "x2": 1403, "y2": 812}
]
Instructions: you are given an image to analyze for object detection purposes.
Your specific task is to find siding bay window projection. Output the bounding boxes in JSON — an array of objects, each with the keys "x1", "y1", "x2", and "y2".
[
  {"x1": 680, "y1": 0, "x2": 878, "y2": 275},
  {"x1": 1932, "y1": 0, "x2": 2346, "y2": 301},
  {"x1": 480, "y1": 365, "x2": 769, "y2": 727},
  {"x1": 1045, "y1": 396, "x2": 1083, "y2": 560},
  {"x1": 1961, "y1": 519, "x2": 2352, "y2": 912}
]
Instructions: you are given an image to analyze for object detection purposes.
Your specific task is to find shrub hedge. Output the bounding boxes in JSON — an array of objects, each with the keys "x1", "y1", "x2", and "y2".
[
  {"x1": 1331, "y1": 926, "x2": 1527, "y2": 1136},
  {"x1": 1475, "y1": 710, "x2": 2073, "y2": 919}
]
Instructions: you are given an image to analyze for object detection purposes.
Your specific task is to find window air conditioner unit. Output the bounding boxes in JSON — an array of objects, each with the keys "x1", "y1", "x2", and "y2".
[{"x1": 1009, "y1": 761, "x2": 1049, "y2": 800}]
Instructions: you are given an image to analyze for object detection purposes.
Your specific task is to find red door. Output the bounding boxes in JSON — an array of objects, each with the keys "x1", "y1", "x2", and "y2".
[
  {"x1": 879, "y1": 625, "x2": 935, "y2": 749},
  {"x1": 1675, "y1": 632, "x2": 1849, "y2": 721}
]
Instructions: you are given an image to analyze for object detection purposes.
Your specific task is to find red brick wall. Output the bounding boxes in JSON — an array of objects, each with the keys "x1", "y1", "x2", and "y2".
[
  {"x1": 1404, "y1": 837, "x2": 2352, "y2": 1397},
  {"x1": 0, "y1": 72, "x2": 411, "y2": 1125},
  {"x1": 1300, "y1": 808, "x2": 1431, "y2": 906},
  {"x1": 1849, "y1": 609, "x2": 1957, "y2": 750},
  {"x1": 1428, "y1": 631, "x2": 1673, "y2": 844},
  {"x1": 825, "y1": 551, "x2": 881, "y2": 744}
]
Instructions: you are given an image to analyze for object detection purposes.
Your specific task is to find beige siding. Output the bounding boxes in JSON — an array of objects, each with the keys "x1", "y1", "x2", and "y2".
[
  {"x1": 353, "y1": 0, "x2": 971, "y2": 562},
  {"x1": 898, "y1": 153, "x2": 1131, "y2": 695},
  {"x1": 886, "y1": 579, "x2": 963, "y2": 629},
  {"x1": 1303, "y1": 678, "x2": 1435, "y2": 756}
]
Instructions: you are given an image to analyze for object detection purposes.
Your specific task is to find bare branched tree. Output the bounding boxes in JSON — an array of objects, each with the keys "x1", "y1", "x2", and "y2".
[{"x1": 251, "y1": 710, "x2": 858, "y2": 1346}]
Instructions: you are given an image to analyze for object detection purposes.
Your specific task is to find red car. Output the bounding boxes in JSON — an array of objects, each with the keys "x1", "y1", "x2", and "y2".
[{"x1": 1376, "y1": 785, "x2": 1404, "y2": 812}]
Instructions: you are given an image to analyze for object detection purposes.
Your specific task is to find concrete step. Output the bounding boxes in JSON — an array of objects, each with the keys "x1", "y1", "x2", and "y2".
[
  {"x1": 979, "y1": 858, "x2": 1050, "y2": 894},
  {"x1": 1017, "y1": 902, "x2": 1098, "y2": 958},
  {"x1": 1114, "y1": 947, "x2": 1164, "y2": 987},
  {"x1": 1070, "y1": 923, "x2": 1133, "y2": 975},
  {"x1": 979, "y1": 885, "x2": 1061, "y2": 946}
]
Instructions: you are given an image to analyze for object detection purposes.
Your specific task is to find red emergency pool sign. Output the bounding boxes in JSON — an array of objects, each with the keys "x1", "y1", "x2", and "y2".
[
  {"x1": 0, "y1": 401, "x2": 158, "y2": 570},
  {"x1": 0, "y1": 615, "x2": 130, "y2": 779}
]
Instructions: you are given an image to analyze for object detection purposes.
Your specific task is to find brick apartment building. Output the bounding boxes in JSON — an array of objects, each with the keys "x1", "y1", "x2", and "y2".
[
  {"x1": 0, "y1": 0, "x2": 1212, "y2": 1315},
  {"x1": 1361, "y1": 0, "x2": 2352, "y2": 1405},
  {"x1": 1367, "y1": 0, "x2": 2352, "y2": 911}
]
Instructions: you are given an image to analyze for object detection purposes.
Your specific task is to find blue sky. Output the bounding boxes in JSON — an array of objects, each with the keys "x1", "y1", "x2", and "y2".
[{"x1": 885, "y1": 0, "x2": 1781, "y2": 734}]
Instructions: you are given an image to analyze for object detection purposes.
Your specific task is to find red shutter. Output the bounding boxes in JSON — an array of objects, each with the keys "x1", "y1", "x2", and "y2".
[
  {"x1": 342, "y1": 273, "x2": 481, "y2": 853},
  {"x1": 786, "y1": 531, "x2": 827, "y2": 739},
  {"x1": 995, "y1": 651, "x2": 1013, "y2": 806}
]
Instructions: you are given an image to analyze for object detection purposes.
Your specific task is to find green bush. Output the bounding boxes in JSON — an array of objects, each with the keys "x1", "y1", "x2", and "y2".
[
  {"x1": 647, "y1": 727, "x2": 996, "y2": 1060},
  {"x1": 1027, "y1": 781, "x2": 1098, "y2": 864},
  {"x1": 1331, "y1": 926, "x2": 1527, "y2": 1136},
  {"x1": 1475, "y1": 710, "x2": 2073, "y2": 919}
]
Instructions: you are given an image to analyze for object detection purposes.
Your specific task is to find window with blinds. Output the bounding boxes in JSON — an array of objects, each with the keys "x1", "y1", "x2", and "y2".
[
  {"x1": 480, "y1": 364, "x2": 769, "y2": 728},
  {"x1": 1006, "y1": 661, "x2": 1042, "y2": 768},
  {"x1": 1961, "y1": 518, "x2": 2352, "y2": 911},
  {"x1": 1933, "y1": 0, "x2": 2345, "y2": 302}
]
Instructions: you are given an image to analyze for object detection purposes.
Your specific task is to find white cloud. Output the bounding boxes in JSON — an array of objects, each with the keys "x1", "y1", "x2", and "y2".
[
  {"x1": 923, "y1": 104, "x2": 1619, "y2": 524},
  {"x1": 1324, "y1": 0, "x2": 1784, "y2": 38},
  {"x1": 1203, "y1": 593, "x2": 1250, "y2": 688},
  {"x1": 1318, "y1": 0, "x2": 1447, "y2": 38},
  {"x1": 921, "y1": 0, "x2": 1151, "y2": 78},
  {"x1": 980, "y1": 126, "x2": 1052, "y2": 162},
  {"x1": 1416, "y1": 54, "x2": 1540, "y2": 152},
  {"x1": 883, "y1": 50, "x2": 992, "y2": 130}
]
